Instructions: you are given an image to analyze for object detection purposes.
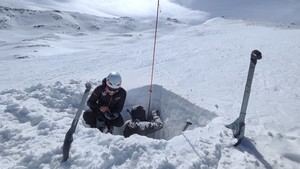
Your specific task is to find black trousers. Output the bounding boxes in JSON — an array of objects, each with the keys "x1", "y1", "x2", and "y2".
[{"x1": 83, "y1": 109, "x2": 124, "y2": 128}]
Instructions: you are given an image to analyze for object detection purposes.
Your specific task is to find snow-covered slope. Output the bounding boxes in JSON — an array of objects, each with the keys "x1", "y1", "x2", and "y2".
[
  {"x1": 0, "y1": 1, "x2": 300, "y2": 169},
  {"x1": 173, "y1": 0, "x2": 300, "y2": 25},
  {"x1": 0, "y1": 0, "x2": 208, "y2": 24}
]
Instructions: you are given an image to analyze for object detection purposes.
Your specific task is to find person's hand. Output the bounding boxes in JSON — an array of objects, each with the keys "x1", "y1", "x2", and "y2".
[
  {"x1": 100, "y1": 106, "x2": 110, "y2": 113},
  {"x1": 152, "y1": 110, "x2": 160, "y2": 116},
  {"x1": 103, "y1": 112, "x2": 119, "y2": 120}
]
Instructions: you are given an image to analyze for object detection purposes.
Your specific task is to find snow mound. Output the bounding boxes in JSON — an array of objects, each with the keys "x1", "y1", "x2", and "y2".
[
  {"x1": 0, "y1": 81, "x2": 86, "y2": 168},
  {"x1": 0, "y1": 6, "x2": 145, "y2": 33},
  {"x1": 0, "y1": 0, "x2": 208, "y2": 24},
  {"x1": 0, "y1": 5, "x2": 193, "y2": 36}
]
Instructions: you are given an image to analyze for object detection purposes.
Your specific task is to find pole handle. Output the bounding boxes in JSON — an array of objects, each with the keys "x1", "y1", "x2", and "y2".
[
  {"x1": 251, "y1": 50, "x2": 262, "y2": 64},
  {"x1": 182, "y1": 120, "x2": 193, "y2": 131}
]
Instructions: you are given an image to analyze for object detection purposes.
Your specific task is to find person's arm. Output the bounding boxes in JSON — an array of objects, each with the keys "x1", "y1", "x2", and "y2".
[
  {"x1": 124, "y1": 111, "x2": 163, "y2": 137},
  {"x1": 144, "y1": 110, "x2": 163, "y2": 132},
  {"x1": 87, "y1": 86, "x2": 102, "y2": 112},
  {"x1": 110, "y1": 89, "x2": 126, "y2": 114},
  {"x1": 123, "y1": 121, "x2": 132, "y2": 138}
]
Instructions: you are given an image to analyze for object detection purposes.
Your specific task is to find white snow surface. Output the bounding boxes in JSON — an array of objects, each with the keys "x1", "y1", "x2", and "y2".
[
  {"x1": 0, "y1": 1, "x2": 300, "y2": 169},
  {"x1": 174, "y1": 0, "x2": 300, "y2": 25},
  {"x1": 0, "y1": 0, "x2": 208, "y2": 24}
]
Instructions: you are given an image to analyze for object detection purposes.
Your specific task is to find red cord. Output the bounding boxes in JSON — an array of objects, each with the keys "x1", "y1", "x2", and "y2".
[{"x1": 147, "y1": 0, "x2": 160, "y2": 114}]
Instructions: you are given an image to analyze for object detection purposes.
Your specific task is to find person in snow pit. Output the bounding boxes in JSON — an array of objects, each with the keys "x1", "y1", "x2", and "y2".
[
  {"x1": 123, "y1": 105, "x2": 163, "y2": 137},
  {"x1": 83, "y1": 72, "x2": 126, "y2": 133}
]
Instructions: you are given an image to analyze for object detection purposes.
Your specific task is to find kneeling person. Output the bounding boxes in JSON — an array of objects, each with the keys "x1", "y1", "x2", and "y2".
[
  {"x1": 123, "y1": 105, "x2": 163, "y2": 138},
  {"x1": 83, "y1": 72, "x2": 126, "y2": 133}
]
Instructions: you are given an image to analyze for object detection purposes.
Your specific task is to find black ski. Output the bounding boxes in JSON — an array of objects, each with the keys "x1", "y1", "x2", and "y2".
[
  {"x1": 226, "y1": 50, "x2": 262, "y2": 146},
  {"x1": 62, "y1": 82, "x2": 92, "y2": 162}
]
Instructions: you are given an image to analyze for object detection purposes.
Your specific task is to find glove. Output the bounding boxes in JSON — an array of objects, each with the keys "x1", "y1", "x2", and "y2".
[
  {"x1": 103, "y1": 111, "x2": 119, "y2": 120},
  {"x1": 151, "y1": 110, "x2": 160, "y2": 117}
]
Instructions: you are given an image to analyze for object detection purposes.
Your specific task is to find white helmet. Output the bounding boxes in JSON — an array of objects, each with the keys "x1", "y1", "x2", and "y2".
[{"x1": 106, "y1": 72, "x2": 122, "y2": 89}]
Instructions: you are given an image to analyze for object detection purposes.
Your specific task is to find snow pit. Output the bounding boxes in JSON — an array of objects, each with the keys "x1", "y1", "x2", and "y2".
[
  {"x1": 115, "y1": 85, "x2": 217, "y2": 140},
  {"x1": 0, "y1": 82, "x2": 216, "y2": 141}
]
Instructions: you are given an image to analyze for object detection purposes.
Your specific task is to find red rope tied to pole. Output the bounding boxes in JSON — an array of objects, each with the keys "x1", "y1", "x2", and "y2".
[{"x1": 147, "y1": 0, "x2": 160, "y2": 114}]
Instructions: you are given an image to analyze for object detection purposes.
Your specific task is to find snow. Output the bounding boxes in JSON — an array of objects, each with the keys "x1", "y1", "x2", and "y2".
[
  {"x1": 173, "y1": 0, "x2": 300, "y2": 25},
  {"x1": 0, "y1": 0, "x2": 300, "y2": 169},
  {"x1": 0, "y1": 0, "x2": 208, "y2": 24}
]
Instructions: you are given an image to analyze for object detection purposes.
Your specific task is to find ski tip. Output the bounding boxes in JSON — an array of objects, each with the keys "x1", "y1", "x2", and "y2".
[
  {"x1": 85, "y1": 82, "x2": 92, "y2": 90},
  {"x1": 62, "y1": 147, "x2": 70, "y2": 162}
]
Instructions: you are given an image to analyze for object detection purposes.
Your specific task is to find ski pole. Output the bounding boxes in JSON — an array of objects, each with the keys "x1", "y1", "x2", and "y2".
[{"x1": 226, "y1": 50, "x2": 262, "y2": 146}]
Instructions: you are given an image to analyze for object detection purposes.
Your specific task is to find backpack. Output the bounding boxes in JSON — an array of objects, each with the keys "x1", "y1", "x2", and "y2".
[{"x1": 129, "y1": 105, "x2": 146, "y2": 121}]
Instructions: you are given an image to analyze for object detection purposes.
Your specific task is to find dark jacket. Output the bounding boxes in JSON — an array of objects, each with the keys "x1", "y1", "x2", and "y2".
[
  {"x1": 87, "y1": 79, "x2": 126, "y2": 119},
  {"x1": 123, "y1": 110, "x2": 163, "y2": 138}
]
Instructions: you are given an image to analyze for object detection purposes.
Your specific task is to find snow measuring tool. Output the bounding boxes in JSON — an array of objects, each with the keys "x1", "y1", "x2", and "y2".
[
  {"x1": 226, "y1": 50, "x2": 262, "y2": 146},
  {"x1": 62, "y1": 82, "x2": 92, "y2": 162},
  {"x1": 147, "y1": 0, "x2": 160, "y2": 115}
]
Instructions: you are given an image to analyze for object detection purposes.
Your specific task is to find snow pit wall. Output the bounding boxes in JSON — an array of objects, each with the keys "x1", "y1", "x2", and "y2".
[{"x1": 115, "y1": 85, "x2": 217, "y2": 140}]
